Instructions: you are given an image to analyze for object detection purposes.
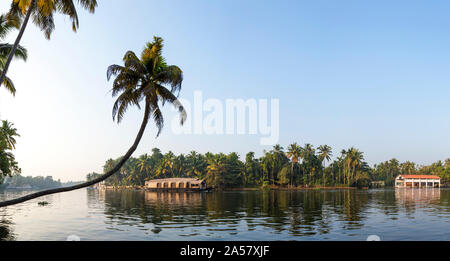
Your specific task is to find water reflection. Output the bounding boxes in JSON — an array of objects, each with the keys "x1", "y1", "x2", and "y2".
[
  {"x1": 395, "y1": 188, "x2": 441, "y2": 205},
  {"x1": 93, "y1": 189, "x2": 377, "y2": 238},
  {"x1": 0, "y1": 189, "x2": 450, "y2": 240}
]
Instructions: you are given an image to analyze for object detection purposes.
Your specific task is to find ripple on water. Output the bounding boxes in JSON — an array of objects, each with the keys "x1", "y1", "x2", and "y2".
[{"x1": 2, "y1": 189, "x2": 450, "y2": 240}]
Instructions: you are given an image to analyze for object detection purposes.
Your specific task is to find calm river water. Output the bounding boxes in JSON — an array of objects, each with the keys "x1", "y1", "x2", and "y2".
[{"x1": 0, "y1": 188, "x2": 449, "y2": 241}]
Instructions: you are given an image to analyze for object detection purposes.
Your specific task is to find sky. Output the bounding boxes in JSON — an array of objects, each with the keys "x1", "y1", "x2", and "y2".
[{"x1": 0, "y1": 0, "x2": 449, "y2": 181}]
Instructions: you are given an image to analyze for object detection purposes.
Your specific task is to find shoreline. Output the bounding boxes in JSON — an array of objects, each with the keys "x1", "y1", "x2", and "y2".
[{"x1": 91, "y1": 185, "x2": 364, "y2": 191}]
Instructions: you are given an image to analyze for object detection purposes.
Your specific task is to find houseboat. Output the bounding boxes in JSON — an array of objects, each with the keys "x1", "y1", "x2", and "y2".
[
  {"x1": 145, "y1": 178, "x2": 210, "y2": 191},
  {"x1": 395, "y1": 175, "x2": 441, "y2": 188}
]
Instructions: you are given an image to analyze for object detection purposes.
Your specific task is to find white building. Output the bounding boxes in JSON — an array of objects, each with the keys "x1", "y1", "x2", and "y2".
[{"x1": 395, "y1": 175, "x2": 441, "y2": 188}]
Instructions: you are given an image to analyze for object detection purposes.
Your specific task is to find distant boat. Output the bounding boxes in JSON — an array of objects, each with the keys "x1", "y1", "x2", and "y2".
[{"x1": 145, "y1": 178, "x2": 211, "y2": 192}]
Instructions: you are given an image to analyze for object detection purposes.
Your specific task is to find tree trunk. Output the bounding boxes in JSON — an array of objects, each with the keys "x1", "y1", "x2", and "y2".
[
  {"x1": 0, "y1": 101, "x2": 151, "y2": 208},
  {"x1": 0, "y1": 0, "x2": 35, "y2": 88},
  {"x1": 291, "y1": 162, "x2": 294, "y2": 188}
]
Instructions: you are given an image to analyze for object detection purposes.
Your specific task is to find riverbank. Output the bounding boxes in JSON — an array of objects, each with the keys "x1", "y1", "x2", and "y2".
[
  {"x1": 92, "y1": 185, "x2": 360, "y2": 191},
  {"x1": 224, "y1": 186, "x2": 357, "y2": 191},
  {"x1": 1, "y1": 188, "x2": 448, "y2": 241}
]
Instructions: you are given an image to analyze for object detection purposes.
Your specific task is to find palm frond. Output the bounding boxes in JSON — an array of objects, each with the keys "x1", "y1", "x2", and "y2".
[
  {"x1": 32, "y1": 8, "x2": 55, "y2": 39},
  {"x1": 155, "y1": 65, "x2": 183, "y2": 95},
  {"x1": 112, "y1": 88, "x2": 142, "y2": 123},
  {"x1": 107, "y1": 64, "x2": 125, "y2": 81},
  {"x1": 0, "y1": 44, "x2": 28, "y2": 61},
  {"x1": 0, "y1": 15, "x2": 16, "y2": 39},
  {"x1": 55, "y1": 0, "x2": 79, "y2": 32},
  {"x1": 1, "y1": 74, "x2": 16, "y2": 96},
  {"x1": 152, "y1": 106, "x2": 164, "y2": 137},
  {"x1": 154, "y1": 84, "x2": 186, "y2": 125},
  {"x1": 77, "y1": 0, "x2": 98, "y2": 13}
]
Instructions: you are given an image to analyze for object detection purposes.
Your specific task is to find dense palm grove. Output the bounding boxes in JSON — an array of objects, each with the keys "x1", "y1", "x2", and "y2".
[
  {"x1": 0, "y1": 120, "x2": 21, "y2": 182},
  {"x1": 87, "y1": 145, "x2": 450, "y2": 188}
]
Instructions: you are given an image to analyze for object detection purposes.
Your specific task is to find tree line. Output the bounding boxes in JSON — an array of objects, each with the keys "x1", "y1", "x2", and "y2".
[
  {"x1": 87, "y1": 146, "x2": 450, "y2": 189},
  {"x1": 0, "y1": 175, "x2": 61, "y2": 190}
]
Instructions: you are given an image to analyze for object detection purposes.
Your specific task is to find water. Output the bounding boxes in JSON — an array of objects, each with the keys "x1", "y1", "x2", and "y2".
[{"x1": 0, "y1": 188, "x2": 449, "y2": 241}]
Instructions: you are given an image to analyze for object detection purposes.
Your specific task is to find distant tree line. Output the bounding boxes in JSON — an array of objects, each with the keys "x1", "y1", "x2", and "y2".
[
  {"x1": 0, "y1": 175, "x2": 61, "y2": 190},
  {"x1": 87, "y1": 145, "x2": 450, "y2": 188}
]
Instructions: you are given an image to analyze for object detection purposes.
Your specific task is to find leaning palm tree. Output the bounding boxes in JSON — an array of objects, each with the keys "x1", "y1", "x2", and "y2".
[
  {"x1": 0, "y1": 36, "x2": 186, "y2": 207},
  {"x1": 0, "y1": 14, "x2": 27, "y2": 95},
  {"x1": 0, "y1": 0, "x2": 98, "y2": 88}
]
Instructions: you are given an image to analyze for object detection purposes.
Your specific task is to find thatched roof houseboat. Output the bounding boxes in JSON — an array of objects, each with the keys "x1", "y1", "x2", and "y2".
[{"x1": 145, "y1": 178, "x2": 208, "y2": 191}]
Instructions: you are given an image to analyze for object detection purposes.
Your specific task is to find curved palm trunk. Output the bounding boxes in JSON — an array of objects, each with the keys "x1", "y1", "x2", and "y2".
[
  {"x1": 0, "y1": 0, "x2": 35, "y2": 88},
  {"x1": 0, "y1": 101, "x2": 151, "y2": 208}
]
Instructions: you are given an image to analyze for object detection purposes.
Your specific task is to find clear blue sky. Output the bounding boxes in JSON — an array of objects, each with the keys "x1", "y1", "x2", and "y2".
[{"x1": 0, "y1": 0, "x2": 449, "y2": 181}]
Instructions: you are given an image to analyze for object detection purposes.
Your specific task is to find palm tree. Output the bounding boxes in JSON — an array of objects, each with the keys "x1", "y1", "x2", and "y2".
[
  {"x1": 0, "y1": 0, "x2": 98, "y2": 88},
  {"x1": 270, "y1": 144, "x2": 287, "y2": 185},
  {"x1": 206, "y1": 156, "x2": 227, "y2": 188},
  {"x1": 302, "y1": 143, "x2": 316, "y2": 185},
  {"x1": 138, "y1": 153, "x2": 153, "y2": 179},
  {"x1": 156, "y1": 152, "x2": 176, "y2": 178},
  {"x1": 0, "y1": 120, "x2": 19, "y2": 150},
  {"x1": 0, "y1": 14, "x2": 27, "y2": 95},
  {"x1": 186, "y1": 151, "x2": 206, "y2": 179},
  {"x1": 318, "y1": 145, "x2": 332, "y2": 186},
  {"x1": 286, "y1": 143, "x2": 302, "y2": 187},
  {"x1": 344, "y1": 147, "x2": 364, "y2": 185},
  {"x1": 261, "y1": 151, "x2": 273, "y2": 185},
  {"x1": 0, "y1": 37, "x2": 186, "y2": 207},
  {"x1": 0, "y1": 120, "x2": 20, "y2": 177}
]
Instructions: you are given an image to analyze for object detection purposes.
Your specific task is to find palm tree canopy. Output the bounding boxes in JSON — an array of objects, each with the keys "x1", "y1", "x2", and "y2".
[
  {"x1": 8, "y1": 0, "x2": 98, "y2": 39},
  {"x1": 286, "y1": 143, "x2": 302, "y2": 163},
  {"x1": 0, "y1": 14, "x2": 27, "y2": 95},
  {"x1": 107, "y1": 36, "x2": 186, "y2": 137},
  {"x1": 0, "y1": 120, "x2": 20, "y2": 150},
  {"x1": 318, "y1": 145, "x2": 333, "y2": 162}
]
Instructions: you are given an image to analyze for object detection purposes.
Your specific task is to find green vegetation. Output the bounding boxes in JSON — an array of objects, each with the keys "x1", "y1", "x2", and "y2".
[
  {"x1": 0, "y1": 36, "x2": 188, "y2": 207},
  {"x1": 0, "y1": 13, "x2": 27, "y2": 95},
  {"x1": 0, "y1": 120, "x2": 21, "y2": 180},
  {"x1": 0, "y1": 175, "x2": 61, "y2": 190},
  {"x1": 91, "y1": 145, "x2": 450, "y2": 189},
  {"x1": 0, "y1": 0, "x2": 97, "y2": 88}
]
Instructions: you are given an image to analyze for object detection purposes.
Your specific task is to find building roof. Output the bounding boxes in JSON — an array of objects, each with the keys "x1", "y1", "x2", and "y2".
[
  {"x1": 398, "y1": 175, "x2": 441, "y2": 180},
  {"x1": 146, "y1": 178, "x2": 205, "y2": 184}
]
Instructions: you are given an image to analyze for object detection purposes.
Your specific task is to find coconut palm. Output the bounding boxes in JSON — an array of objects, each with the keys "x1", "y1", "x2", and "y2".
[
  {"x1": 270, "y1": 144, "x2": 287, "y2": 185},
  {"x1": 137, "y1": 153, "x2": 153, "y2": 179},
  {"x1": 0, "y1": 120, "x2": 20, "y2": 177},
  {"x1": 206, "y1": 156, "x2": 227, "y2": 188},
  {"x1": 0, "y1": 0, "x2": 98, "y2": 88},
  {"x1": 344, "y1": 147, "x2": 364, "y2": 185},
  {"x1": 156, "y1": 152, "x2": 176, "y2": 178},
  {"x1": 0, "y1": 37, "x2": 186, "y2": 207},
  {"x1": 286, "y1": 143, "x2": 302, "y2": 187},
  {"x1": 0, "y1": 14, "x2": 27, "y2": 95},
  {"x1": 186, "y1": 151, "x2": 206, "y2": 179},
  {"x1": 318, "y1": 145, "x2": 332, "y2": 186},
  {"x1": 0, "y1": 120, "x2": 20, "y2": 150}
]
